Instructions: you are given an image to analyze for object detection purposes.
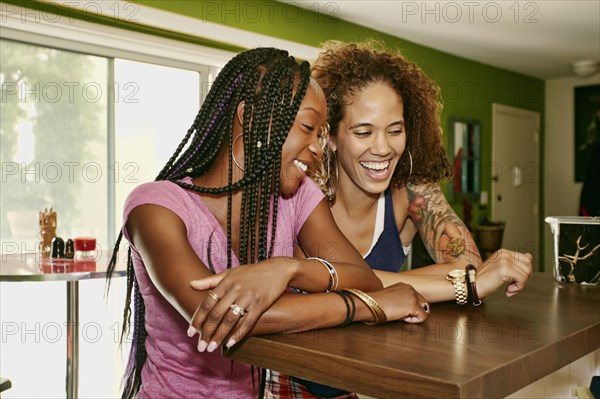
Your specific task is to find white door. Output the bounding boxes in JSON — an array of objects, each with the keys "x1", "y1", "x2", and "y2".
[{"x1": 491, "y1": 104, "x2": 540, "y2": 264}]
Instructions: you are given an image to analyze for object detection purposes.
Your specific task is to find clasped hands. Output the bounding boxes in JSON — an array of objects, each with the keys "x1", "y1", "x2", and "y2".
[
  {"x1": 185, "y1": 260, "x2": 430, "y2": 353},
  {"x1": 185, "y1": 250, "x2": 532, "y2": 353},
  {"x1": 186, "y1": 261, "x2": 291, "y2": 352}
]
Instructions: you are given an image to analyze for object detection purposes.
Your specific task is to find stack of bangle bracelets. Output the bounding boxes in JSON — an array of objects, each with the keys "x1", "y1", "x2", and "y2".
[
  {"x1": 332, "y1": 290, "x2": 356, "y2": 327},
  {"x1": 308, "y1": 257, "x2": 338, "y2": 292},
  {"x1": 309, "y1": 257, "x2": 388, "y2": 326},
  {"x1": 342, "y1": 288, "x2": 387, "y2": 325},
  {"x1": 331, "y1": 289, "x2": 388, "y2": 327}
]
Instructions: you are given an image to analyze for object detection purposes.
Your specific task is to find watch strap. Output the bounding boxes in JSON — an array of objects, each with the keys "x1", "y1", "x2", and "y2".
[
  {"x1": 447, "y1": 273, "x2": 468, "y2": 305},
  {"x1": 466, "y1": 264, "x2": 482, "y2": 306}
]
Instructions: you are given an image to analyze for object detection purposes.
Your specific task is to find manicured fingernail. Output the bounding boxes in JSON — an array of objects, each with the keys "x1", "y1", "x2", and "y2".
[
  {"x1": 197, "y1": 340, "x2": 208, "y2": 352},
  {"x1": 187, "y1": 326, "x2": 197, "y2": 337},
  {"x1": 206, "y1": 341, "x2": 218, "y2": 353},
  {"x1": 225, "y1": 338, "x2": 236, "y2": 349}
]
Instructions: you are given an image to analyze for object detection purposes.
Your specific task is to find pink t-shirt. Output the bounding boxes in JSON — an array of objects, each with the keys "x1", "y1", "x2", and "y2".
[{"x1": 122, "y1": 176, "x2": 324, "y2": 398}]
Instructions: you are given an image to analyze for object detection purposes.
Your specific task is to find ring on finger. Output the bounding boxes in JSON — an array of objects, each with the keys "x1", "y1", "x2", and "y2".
[
  {"x1": 230, "y1": 303, "x2": 246, "y2": 317},
  {"x1": 421, "y1": 302, "x2": 430, "y2": 313},
  {"x1": 207, "y1": 290, "x2": 220, "y2": 302}
]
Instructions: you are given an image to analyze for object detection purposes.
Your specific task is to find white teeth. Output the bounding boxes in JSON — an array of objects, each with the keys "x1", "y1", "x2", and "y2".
[
  {"x1": 293, "y1": 159, "x2": 308, "y2": 172},
  {"x1": 360, "y1": 160, "x2": 390, "y2": 170}
]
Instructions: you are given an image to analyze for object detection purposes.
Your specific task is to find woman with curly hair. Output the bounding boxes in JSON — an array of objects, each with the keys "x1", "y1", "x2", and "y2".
[{"x1": 264, "y1": 41, "x2": 533, "y2": 398}]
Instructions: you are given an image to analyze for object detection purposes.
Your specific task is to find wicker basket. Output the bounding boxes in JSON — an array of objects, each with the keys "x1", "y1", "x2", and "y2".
[{"x1": 477, "y1": 224, "x2": 505, "y2": 252}]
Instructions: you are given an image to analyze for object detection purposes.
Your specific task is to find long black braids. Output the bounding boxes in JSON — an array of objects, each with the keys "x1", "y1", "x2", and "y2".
[{"x1": 106, "y1": 48, "x2": 311, "y2": 399}]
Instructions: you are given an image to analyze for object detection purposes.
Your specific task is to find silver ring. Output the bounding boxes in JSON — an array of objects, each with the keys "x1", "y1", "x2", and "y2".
[
  {"x1": 230, "y1": 303, "x2": 245, "y2": 317},
  {"x1": 422, "y1": 302, "x2": 430, "y2": 313},
  {"x1": 207, "y1": 291, "x2": 220, "y2": 302}
]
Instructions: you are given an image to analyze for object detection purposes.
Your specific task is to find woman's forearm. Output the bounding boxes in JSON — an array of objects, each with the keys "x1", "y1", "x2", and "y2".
[
  {"x1": 275, "y1": 256, "x2": 383, "y2": 293},
  {"x1": 248, "y1": 279, "x2": 432, "y2": 336},
  {"x1": 374, "y1": 269, "x2": 455, "y2": 303},
  {"x1": 248, "y1": 291, "x2": 371, "y2": 336}
]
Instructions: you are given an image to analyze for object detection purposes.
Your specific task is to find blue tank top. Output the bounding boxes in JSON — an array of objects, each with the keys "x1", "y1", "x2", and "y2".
[
  {"x1": 294, "y1": 189, "x2": 407, "y2": 397},
  {"x1": 365, "y1": 188, "x2": 407, "y2": 272}
]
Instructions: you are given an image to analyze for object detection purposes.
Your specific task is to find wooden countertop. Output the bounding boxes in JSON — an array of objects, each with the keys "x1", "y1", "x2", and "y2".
[{"x1": 225, "y1": 273, "x2": 600, "y2": 398}]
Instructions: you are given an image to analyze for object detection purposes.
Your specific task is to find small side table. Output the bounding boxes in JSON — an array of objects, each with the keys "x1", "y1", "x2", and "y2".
[{"x1": 0, "y1": 250, "x2": 126, "y2": 399}]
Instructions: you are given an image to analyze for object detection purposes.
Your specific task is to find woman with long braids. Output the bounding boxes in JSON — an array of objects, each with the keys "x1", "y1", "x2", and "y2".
[
  {"x1": 108, "y1": 47, "x2": 431, "y2": 398},
  {"x1": 262, "y1": 41, "x2": 534, "y2": 398}
]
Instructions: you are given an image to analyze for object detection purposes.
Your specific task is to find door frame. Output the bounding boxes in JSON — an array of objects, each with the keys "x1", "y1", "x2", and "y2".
[{"x1": 491, "y1": 103, "x2": 541, "y2": 268}]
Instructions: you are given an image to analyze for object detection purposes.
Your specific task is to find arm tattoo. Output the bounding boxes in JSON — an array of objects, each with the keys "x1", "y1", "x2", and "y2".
[{"x1": 407, "y1": 183, "x2": 481, "y2": 264}]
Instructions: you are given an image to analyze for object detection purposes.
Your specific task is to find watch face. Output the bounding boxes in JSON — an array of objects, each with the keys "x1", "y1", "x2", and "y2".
[{"x1": 448, "y1": 269, "x2": 465, "y2": 279}]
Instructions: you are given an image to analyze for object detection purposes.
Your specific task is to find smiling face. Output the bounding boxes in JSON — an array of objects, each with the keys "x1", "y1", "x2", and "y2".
[
  {"x1": 279, "y1": 78, "x2": 327, "y2": 195},
  {"x1": 334, "y1": 81, "x2": 406, "y2": 196}
]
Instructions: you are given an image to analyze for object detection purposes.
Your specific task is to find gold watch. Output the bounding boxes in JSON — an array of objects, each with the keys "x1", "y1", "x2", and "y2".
[{"x1": 446, "y1": 269, "x2": 468, "y2": 305}]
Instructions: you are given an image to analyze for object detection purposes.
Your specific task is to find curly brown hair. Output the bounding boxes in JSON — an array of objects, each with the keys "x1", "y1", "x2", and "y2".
[{"x1": 311, "y1": 40, "x2": 451, "y2": 201}]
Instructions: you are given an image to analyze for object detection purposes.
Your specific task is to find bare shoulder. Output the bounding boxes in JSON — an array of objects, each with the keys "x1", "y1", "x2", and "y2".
[{"x1": 126, "y1": 203, "x2": 187, "y2": 248}]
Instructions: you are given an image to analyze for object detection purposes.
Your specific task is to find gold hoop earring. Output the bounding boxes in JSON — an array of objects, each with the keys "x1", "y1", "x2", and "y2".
[
  {"x1": 232, "y1": 134, "x2": 244, "y2": 172},
  {"x1": 334, "y1": 160, "x2": 339, "y2": 181},
  {"x1": 407, "y1": 149, "x2": 413, "y2": 183}
]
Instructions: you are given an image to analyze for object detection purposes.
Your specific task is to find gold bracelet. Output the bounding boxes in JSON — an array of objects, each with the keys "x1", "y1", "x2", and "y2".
[{"x1": 342, "y1": 288, "x2": 387, "y2": 326}]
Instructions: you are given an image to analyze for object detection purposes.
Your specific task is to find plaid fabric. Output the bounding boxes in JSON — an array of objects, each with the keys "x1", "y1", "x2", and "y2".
[{"x1": 264, "y1": 370, "x2": 358, "y2": 399}]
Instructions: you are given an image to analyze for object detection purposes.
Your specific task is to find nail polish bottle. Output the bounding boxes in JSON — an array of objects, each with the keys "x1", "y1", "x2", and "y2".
[
  {"x1": 49, "y1": 237, "x2": 72, "y2": 273},
  {"x1": 65, "y1": 239, "x2": 75, "y2": 259},
  {"x1": 50, "y1": 236, "x2": 65, "y2": 258}
]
